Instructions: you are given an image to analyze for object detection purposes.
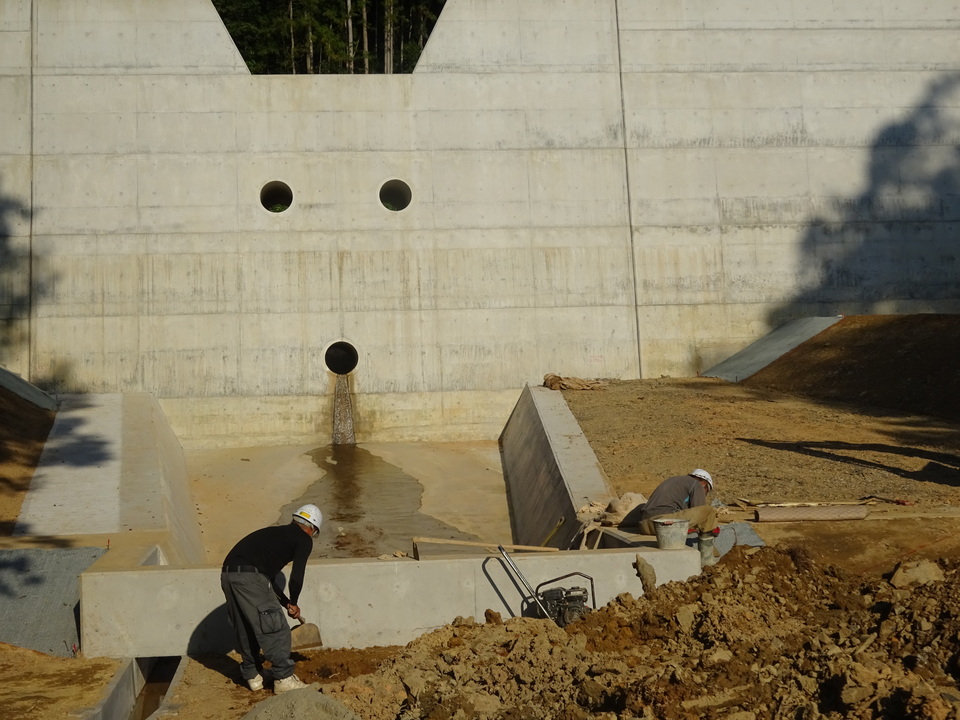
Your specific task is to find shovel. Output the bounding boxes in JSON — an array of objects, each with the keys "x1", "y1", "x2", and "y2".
[{"x1": 290, "y1": 616, "x2": 323, "y2": 651}]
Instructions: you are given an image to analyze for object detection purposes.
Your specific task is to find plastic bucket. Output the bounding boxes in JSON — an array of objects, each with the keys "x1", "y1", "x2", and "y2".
[{"x1": 653, "y1": 518, "x2": 690, "y2": 549}]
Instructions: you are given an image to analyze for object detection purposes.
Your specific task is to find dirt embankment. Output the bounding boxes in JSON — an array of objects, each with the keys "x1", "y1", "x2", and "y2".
[{"x1": 318, "y1": 546, "x2": 960, "y2": 720}]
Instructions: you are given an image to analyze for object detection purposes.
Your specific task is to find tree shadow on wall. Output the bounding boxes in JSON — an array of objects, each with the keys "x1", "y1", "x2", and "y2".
[
  {"x1": 770, "y1": 72, "x2": 960, "y2": 325},
  {"x1": 0, "y1": 177, "x2": 32, "y2": 363},
  {"x1": 758, "y1": 74, "x2": 960, "y2": 446},
  {"x1": 0, "y1": 176, "x2": 108, "y2": 540}
]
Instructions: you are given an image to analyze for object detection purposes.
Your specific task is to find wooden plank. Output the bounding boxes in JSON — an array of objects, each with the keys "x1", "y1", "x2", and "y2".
[
  {"x1": 411, "y1": 537, "x2": 560, "y2": 560},
  {"x1": 738, "y1": 497, "x2": 872, "y2": 508},
  {"x1": 754, "y1": 505, "x2": 870, "y2": 522}
]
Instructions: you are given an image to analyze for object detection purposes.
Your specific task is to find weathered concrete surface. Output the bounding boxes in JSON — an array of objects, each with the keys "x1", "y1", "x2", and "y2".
[{"x1": 3, "y1": 0, "x2": 959, "y2": 446}]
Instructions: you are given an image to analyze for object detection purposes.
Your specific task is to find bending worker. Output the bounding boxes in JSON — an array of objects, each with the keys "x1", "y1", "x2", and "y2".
[
  {"x1": 634, "y1": 469, "x2": 720, "y2": 566},
  {"x1": 220, "y1": 504, "x2": 322, "y2": 693}
]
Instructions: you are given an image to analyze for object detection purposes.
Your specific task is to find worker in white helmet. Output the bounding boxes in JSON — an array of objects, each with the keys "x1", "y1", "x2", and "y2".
[
  {"x1": 627, "y1": 470, "x2": 720, "y2": 566},
  {"x1": 220, "y1": 504, "x2": 322, "y2": 693}
]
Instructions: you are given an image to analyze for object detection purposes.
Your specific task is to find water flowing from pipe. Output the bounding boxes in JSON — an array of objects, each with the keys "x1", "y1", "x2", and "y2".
[{"x1": 332, "y1": 374, "x2": 356, "y2": 445}]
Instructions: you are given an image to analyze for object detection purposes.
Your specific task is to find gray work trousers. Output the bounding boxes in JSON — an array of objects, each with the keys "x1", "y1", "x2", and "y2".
[{"x1": 220, "y1": 571, "x2": 294, "y2": 681}]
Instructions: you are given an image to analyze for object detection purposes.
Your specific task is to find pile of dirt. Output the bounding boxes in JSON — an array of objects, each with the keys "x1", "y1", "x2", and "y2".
[
  {"x1": 317, "y1": 546, "x2": 960, "y2": 719},
  {"x1": 0, "y1": 642, "x2": 120, "y2": 719}
]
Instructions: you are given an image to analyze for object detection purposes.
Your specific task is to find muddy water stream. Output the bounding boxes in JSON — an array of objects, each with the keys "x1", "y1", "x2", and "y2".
[{"x1": 280, "y1": 444, "x2": 484, "y2": 558}]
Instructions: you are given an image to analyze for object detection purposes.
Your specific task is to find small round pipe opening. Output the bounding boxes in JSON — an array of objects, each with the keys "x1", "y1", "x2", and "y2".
[
  {"x1": 260, "y1": 181, "x2": 293, "y2": 213},
  {"x1": 379, "y1": 179, "x2": 412, "y2": 211},
  {"x1": 324, "y1": 341, "x2": 359, "y2": 375}
]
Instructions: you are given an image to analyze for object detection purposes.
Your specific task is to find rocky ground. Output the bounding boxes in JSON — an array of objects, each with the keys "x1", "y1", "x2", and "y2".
[{"x1": 3, "y1": 314, "x2": 960, "y2": 720}]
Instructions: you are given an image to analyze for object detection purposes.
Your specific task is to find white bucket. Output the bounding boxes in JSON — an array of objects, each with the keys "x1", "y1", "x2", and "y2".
[{"x1": 653, "y1": 518, "x2": 690, "y2": 549}]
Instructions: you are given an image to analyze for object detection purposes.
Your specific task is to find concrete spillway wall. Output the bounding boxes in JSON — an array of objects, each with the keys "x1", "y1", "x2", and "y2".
[
  {"x1": 499, "y1": 385, "x2": 613, "y2": 549},
  {"x1": 2, "y1": 0, "x2": 959, "y2": 447}
]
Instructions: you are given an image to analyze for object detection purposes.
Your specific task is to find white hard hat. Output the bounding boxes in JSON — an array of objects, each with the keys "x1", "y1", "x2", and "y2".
[
  {"x1": 690, "y1": 469, "x2": 714, "y2": 489},
  {"x1": 293, "y1": 504, "x2": 323, "y2": 533}
]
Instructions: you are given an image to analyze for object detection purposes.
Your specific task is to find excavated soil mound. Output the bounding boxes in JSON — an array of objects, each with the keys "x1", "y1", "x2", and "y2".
[{"x1": 319, "y1": 547, "x2": 960, "y2": 720}]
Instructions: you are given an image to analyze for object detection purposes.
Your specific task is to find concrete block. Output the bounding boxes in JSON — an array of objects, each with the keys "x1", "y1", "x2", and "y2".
[
  {"x1": 33, "y1": 155, "x2": 138, "y2": 210},
  {"x1": 714, "y1": 148, "x2": 810, "y2": 197},
  {"x1": 0, "y1": 29, "x2": 28, "y2": 71},
  {"x1": 139, "y1": 314, "x2": 241, "y2": 396},
  {"x1": 517, "y1": 19, "x2": 617, "y2": 70},
  {"x1": 137, "y1": 112, "x2": 239, "y2": 154},
  {"x1": 30, "y1": 317, "x2": 142, "y2": 392},
  {"x1": 635, "y1": 244, "x2": 725, "y2": 305},
  {"x1": 417, "y1": 20, "x2": 522, "y2": 71},
  {"x1": 531, "y1": 245, "x2": 633, "y2": 305},
  {"x1": 142, "y1": 253, "x2": 240, "y2": 315},
  {"x1": 138, "y1": 75, "x2": 247, "y2": 113},
  {"x1": 0, "y1": 78, "x2": 28, "y2": 153},
  {"x1": 805, "y1": 148, "x2": 871, "y2": 197},
  {"x1": 35, "y1": 112, "x2": 139, "y2": 154},
  {"x1": 618, "y1": 0, "x2": 707, "y2": 29},
  {"x1": 35, "y1": 21, "x2": 138, "y2": 70},
  {"x1": 628, "y1": 148, "x2": 718, "y2": 199},
  {"x1": 138, "y1": 155, "x2": 238, "y2": 207}
]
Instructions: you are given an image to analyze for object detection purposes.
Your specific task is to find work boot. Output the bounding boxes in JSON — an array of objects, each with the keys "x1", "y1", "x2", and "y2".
[
  {"x1": 698, "y1": 533, "x2": 718, "y2": 567},
  {"x1": 246, "y1": 675, "x2": 264, "y2": 691},
  {"x1": 274, "y1": 674, "x2": 308, "y2": 693}
]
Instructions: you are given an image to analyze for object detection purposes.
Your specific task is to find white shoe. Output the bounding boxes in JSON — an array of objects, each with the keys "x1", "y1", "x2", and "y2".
[
  {"x1": 247, "y1": 675, "x2": 264, "y2": 691},
  {"x1": 274, "y1": 674, "x2": 308, "y2": 693}
]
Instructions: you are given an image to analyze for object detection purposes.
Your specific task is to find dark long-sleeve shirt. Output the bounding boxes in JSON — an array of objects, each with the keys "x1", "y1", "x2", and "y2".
[
  {"x1": 640, "y1": 474, "x2": 708, "y2": 521},
  {"x1": 222, "y1": 523, "x2": 312, "y2": 606}
]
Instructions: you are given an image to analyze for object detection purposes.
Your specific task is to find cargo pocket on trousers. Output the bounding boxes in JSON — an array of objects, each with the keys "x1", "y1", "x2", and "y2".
[{"x1": 257, "y1": 603, "x2": 285, "y2": 635}]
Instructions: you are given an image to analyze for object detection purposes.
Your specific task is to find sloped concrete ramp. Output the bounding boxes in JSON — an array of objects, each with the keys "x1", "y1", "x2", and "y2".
[
  {"x1": 0, "y1": 366, "x2": 57, "y2": 411},
  {"x1": 703, "y1": 317, "x2": 844, "y2": 383}
]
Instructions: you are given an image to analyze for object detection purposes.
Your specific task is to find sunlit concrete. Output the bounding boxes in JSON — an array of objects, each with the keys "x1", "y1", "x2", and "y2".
[{"x1": 4, "y1": 1, "x2": 959, "y2": 446}]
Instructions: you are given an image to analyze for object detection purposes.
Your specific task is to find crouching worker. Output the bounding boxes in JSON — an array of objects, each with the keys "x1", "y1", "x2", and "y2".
[
  {"x1": 625, "y1": 469, "x2": 720, "y2": 566},
  {"x1": 220, "y1": 504, "x2": 322, "y2": 693}
]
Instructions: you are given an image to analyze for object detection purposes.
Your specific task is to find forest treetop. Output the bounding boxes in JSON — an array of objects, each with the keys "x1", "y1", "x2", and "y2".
[{"x1": 213, "y1": 0, "x2": 446, "y2": 75}]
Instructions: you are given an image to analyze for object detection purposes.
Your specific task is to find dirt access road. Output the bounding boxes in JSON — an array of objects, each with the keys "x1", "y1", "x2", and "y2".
[{"x1": 2, "y1": 314, "x2": 960, "y2": 720}]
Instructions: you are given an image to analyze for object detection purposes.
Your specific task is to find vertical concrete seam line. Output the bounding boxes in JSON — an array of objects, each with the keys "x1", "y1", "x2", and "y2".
[
  {"x1": 28, "y1": 0, "x2": 36, "y2": 380},
  {"x1": 613, "y1": 0, "x2": 642, "y2": 378}
]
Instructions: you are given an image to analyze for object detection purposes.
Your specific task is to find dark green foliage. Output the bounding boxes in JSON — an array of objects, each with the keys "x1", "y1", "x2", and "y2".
[{"x1": 212, "y1": 0, "x2": 446, "y2": 74}]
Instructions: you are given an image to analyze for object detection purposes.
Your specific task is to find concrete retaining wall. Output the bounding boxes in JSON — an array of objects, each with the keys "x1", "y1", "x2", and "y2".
[
  {"x1": 80, "y1": 547, "x2": 698, "y2": 657},
  {"x1": 499, "y1": 385, "x2": 614, "y2": 549},
  {"x1": 4, "y1": 0, "x2": 959, "y2": 446}
]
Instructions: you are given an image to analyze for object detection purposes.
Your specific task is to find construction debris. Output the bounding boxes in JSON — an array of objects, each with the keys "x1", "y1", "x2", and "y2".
[{"x1": 542, "y1": 374, "x2": 607, "y2": 391}]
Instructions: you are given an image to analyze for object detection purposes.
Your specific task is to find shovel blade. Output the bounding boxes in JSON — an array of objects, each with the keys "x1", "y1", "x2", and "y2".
[{"x1": 290, "y1": 621, "x2": 323, "y2": 650}]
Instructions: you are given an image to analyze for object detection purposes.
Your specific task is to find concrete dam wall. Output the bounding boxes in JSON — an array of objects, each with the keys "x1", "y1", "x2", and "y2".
[{"x1": 2, "y1": 0, "x2": 958, "y2": 447}]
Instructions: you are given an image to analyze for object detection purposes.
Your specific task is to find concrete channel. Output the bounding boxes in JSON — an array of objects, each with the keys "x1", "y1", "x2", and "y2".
[{"x1": 7, "y1": 382, "x2": 701, "y2": 719}]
